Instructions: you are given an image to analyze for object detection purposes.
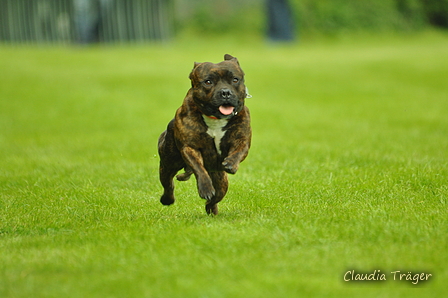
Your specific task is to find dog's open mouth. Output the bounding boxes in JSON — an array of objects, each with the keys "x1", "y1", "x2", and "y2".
[{"x1": 219, "y1": 105, "x2": 235, "y2": 116}]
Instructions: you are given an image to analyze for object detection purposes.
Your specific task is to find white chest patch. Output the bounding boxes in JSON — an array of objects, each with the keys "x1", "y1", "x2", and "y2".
[{"x1": 202, "y1": 115, "x2": 228, "y2": 155}]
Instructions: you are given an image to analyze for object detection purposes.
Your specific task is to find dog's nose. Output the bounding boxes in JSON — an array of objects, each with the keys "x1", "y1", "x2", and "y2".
[{"x1": 220, "y1": 89, "x2": 233, "y2": 99}]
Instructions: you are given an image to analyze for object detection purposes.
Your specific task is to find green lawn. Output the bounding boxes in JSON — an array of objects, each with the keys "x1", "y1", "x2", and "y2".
[{"x1": 1, "y1": 31, "x2": 447, "y2": 297}]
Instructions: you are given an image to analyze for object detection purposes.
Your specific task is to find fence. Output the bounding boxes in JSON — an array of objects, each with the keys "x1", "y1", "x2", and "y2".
[{"x1": 0, "y1": 0, "x2": 174, "y2": 43}]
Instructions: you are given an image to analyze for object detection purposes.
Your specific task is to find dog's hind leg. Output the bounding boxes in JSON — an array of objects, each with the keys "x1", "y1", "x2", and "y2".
[
  {"x1": 159, "y1": 163, "x2": 176, "y2": 205},
  {"x1": 205, "y1": 171, "x2": 228, "y2": 215},
  {"x1": 176, "y1": 166, "x2": 193, "y2": 181},
  {"x1": 159, "y1": 161, "x2": 183, "y2": 205},
  {"x1": 158, "y1": 124, "x2": 183, "y2": 206}
]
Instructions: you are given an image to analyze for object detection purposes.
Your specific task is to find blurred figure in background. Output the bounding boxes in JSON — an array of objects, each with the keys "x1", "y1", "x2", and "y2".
[
  {"x1": 266, "y1": 0, "x2": 295, "y2": 42},
  {"x1": 73, "y1": 0, "x2": 111, "y2": 43}
]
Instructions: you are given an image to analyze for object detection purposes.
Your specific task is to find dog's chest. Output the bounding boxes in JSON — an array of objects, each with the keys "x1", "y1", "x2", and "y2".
[{"x1": 202, "y1": 116, "x2": 228, "y2": 155}]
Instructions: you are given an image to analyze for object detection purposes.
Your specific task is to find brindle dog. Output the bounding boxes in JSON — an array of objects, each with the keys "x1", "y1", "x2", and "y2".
[{"x1": 158, "y1": 54, "x2": 251, "y2": 215}]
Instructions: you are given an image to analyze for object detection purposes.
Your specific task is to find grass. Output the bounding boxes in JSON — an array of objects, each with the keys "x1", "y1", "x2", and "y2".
[{"x1": 1, "y1": 31, "x2": 447, "y2": 297}]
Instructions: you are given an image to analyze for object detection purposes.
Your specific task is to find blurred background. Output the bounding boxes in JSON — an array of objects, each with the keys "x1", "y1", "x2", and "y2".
[{"x1": 1, "y1": 0, "x2": 447, "y2": 44}]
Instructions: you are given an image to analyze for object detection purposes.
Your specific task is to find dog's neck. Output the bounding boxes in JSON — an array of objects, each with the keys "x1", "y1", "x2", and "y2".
[
  {"x1": 204, "y1": 114, "x2": 219, "y2": 120},
  {"x1": 202, "y1": 115, "x2": 228, "y2": 155}
]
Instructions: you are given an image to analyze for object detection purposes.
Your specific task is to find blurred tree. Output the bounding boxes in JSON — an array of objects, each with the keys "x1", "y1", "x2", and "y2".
[{"x1": 421, "y1": 0, "x2": 448, "y2": 27}]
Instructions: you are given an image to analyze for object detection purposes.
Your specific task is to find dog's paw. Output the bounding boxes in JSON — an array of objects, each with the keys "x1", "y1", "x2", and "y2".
[
  {"x1": 222, "y1": 158, "x2": 239, "y2": 174},
  {"x1": 206, "y1": 202, "x2": 219, "y2": 215},
  {"x1": 197, "y1": 178, "x2": 216, "y2": 201},
  {"x1": 176, "y1": 167, "x2": 193, "y2": 181},
  {"x1": 160, "y1": 193, "x2": 175, "y2": 205},
  {"x1": 176, "y1": 172, "x2": 192, "y2": 181}
]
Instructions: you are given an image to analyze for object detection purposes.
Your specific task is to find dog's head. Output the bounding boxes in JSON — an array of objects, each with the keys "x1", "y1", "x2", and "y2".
[{"x1": 189, "y1": 54, "x2": 248, "y2": 119}]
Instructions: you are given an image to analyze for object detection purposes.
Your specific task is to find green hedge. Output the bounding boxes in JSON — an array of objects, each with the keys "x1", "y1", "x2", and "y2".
[
  {"x1": 422, "y1": 0, "x2": 448, "y2": 27},
  {"x1": 178, "y1": 0, "x2": 448, "y2": 37},
  {"x1": 293, "y1": 0, "x2": 426, "y2": 34}
]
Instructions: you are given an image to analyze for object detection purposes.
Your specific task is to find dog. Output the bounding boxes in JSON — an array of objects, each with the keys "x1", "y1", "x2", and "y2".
[{"x1": 158, "y1": 54, "x2": 252, "y2": 215}]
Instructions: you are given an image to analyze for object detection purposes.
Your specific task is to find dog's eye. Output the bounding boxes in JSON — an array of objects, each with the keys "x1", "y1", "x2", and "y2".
[
  {"x1": 204, "y1": 80, "x2": 213, "y2": 86},
  {"x1": 232, "y1": 78, "x2": 239, "y2": 83}
]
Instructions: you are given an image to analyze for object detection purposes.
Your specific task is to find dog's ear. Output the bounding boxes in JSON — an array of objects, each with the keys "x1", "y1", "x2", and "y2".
[
  {"x1": 189, "y1": 69, "x2": 196, "y2": 81},
  {"x1": 224, "y1": 54, "x2": 239, "y2": 65},
  {"x1": 189, "y1": 62, "x2": 201, "y2": 82}
]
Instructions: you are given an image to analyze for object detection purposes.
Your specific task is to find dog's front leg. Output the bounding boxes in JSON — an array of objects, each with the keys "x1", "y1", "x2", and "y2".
[
  {"x1": 181, "y1": 147, "x2": 216, "y2": 200},
  {"x1": 222, "y1": 139, "x2": 250, "y2": 175}
]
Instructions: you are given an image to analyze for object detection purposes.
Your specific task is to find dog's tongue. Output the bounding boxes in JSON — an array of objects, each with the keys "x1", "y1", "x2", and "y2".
[{"x1": 219, "y1": 105, "x2": 234, "y2": 115}]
